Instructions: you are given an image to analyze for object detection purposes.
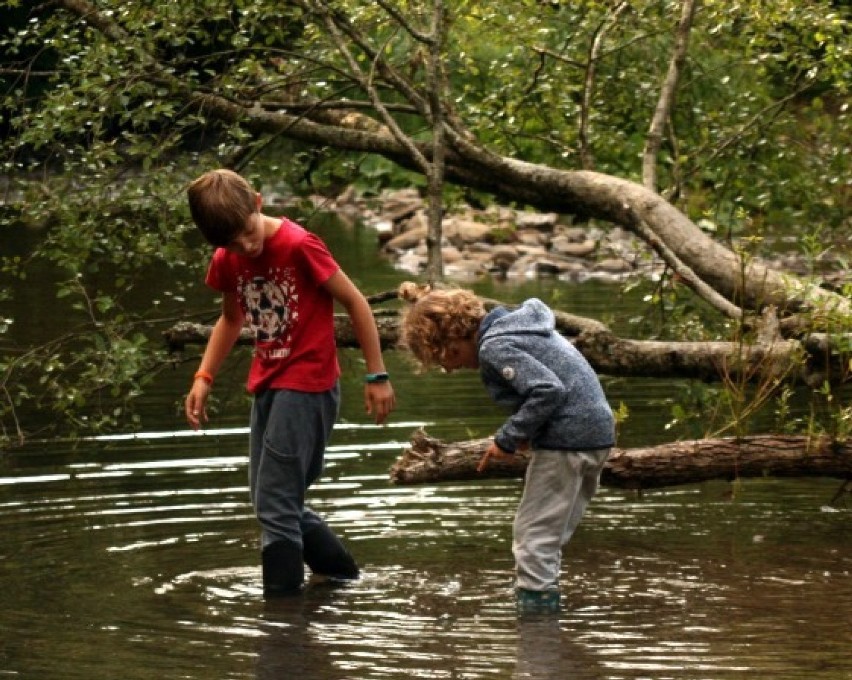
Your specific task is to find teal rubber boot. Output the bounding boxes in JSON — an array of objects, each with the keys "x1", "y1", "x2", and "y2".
[{"x1": 515, "y1": 587, "x2": 560, "y2": 615}]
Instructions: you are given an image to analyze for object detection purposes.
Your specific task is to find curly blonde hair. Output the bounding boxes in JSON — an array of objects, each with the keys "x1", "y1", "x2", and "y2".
[{"x1": 397, "y1": 281, "x2": 486, "y2": 369}]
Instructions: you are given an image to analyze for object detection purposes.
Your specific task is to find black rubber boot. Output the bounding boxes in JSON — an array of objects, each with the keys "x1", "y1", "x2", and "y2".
[
  {"x1": 302, "y1": 524, "x2": 359, "y2": 580},
  {"x1": 261, "y1": 541, "x2": 305, "y2": 597}
]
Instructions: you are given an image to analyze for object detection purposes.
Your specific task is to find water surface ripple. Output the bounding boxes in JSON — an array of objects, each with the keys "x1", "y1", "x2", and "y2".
[{"x1": 1, "y1": 422, "x2": 850, "y2": 680}]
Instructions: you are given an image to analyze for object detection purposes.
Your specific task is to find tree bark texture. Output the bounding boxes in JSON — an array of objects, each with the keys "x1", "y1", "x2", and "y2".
[{"x1": 390, "y1": 430, "x2": 852, "y2": 489}]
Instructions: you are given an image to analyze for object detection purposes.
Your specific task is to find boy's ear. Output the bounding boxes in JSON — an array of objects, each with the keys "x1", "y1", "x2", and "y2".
[{"x1": 255, "y1": 192, "x2": 262, "y2": 210}]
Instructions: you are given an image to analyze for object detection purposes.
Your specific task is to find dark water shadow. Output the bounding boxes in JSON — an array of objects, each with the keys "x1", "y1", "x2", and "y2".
[
  {"x1": 515, "y1": 615, "x2": 604, "y2": 680},
  {"x1": 255, "y1": 582, "x2": 352, "y2": 680}
]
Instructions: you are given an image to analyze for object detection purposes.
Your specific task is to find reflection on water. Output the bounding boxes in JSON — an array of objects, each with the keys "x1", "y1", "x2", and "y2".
[{"x1": 1, "y1": 409, "x2": 850, "y2": 679}]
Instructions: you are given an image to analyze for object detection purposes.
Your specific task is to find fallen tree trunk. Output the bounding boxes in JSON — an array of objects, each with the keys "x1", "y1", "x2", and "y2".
[
  {"x1": 389, "y1": 430, "x2": 852, "y2": 489},
  {"x1": 163, "y1": 305, "x2": 850, "y2": 386},
  {"x1": 163, "y1": 309, "x2": 403, "y2": 352}
]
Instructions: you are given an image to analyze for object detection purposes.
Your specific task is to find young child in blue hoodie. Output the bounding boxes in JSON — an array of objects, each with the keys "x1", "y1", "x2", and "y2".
[{"x1": 398, "y1": 282, "x2": 614, "y2": 614}]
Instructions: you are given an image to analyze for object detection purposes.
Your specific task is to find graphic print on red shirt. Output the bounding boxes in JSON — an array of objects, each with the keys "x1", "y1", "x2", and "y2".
[
  {"x1": 241, "y1": 266, "x2": 298, "y2": 356},
  {"x1": 205, "y1": 218, "x2": 341, "y2": 394}
]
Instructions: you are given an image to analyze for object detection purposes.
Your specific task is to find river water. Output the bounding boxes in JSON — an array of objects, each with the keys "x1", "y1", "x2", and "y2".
[{"x1": 1, "y1": 215, "x2": 850, "y2": 679}]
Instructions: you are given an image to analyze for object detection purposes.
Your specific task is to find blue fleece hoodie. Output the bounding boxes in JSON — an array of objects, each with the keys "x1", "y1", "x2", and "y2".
[{"x1": 476, "y1": 298, "x2": 615, "y2": 454}]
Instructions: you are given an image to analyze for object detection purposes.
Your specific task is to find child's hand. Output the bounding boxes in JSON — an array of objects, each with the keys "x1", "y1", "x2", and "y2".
[
  {"x1": 185, "y1": 382, "x2": 211, "y2": 430},
  {"x1": 477, "y1": 441, "x2": 515, "y2": 473},
  {"x1": 364, "y1": 381, "x2": 396, "y2": 425}
]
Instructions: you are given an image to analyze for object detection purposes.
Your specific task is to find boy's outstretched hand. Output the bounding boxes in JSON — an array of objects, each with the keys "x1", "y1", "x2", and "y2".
[
  {"x1": 185, "y1": 382, "x2": 211, "y2": 430},
  {"x1": 477, "y1": 441, "x2": 516, "y2": 473},
  {"x1": 364, "y1": 381, "x2": 396, "y2": 425}
]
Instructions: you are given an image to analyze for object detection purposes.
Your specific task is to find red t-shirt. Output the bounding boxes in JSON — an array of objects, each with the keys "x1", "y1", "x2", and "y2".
[{"x1": 205, "y1": 218, "x2": 341, "y2": 394}]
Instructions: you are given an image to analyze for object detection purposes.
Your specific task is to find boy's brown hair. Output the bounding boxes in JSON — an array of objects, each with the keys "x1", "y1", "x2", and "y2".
[
  {"x1": 187, "y1": 169, "x2": 258, "y2": 247},
  {"x1": 398, "y1": 282, "x2": 486, "y2": 369}
]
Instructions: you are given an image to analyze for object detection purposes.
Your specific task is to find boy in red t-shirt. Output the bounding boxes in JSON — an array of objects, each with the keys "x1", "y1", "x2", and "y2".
[{"x1": 184, "y1": 169, "x2": 396, "y2": 596}]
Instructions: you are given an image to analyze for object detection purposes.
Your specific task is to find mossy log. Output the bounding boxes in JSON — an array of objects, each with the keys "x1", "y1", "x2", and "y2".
[{"x1": 389, "y1": 430, "x2": 852, "y2": 489}]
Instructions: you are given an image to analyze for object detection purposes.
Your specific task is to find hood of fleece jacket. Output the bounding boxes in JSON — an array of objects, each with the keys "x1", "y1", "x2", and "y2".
[{"x1": 477, "y1": 298, "x2": 554, "y2": 343}]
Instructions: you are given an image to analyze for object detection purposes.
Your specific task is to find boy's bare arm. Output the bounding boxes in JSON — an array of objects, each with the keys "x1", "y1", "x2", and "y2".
[
  {"x1": 323, "y1": 270, "x2": 396, "y2": 424},
  {"x1": 185, "y1": 292, "x2": 244, "y2": 430}
]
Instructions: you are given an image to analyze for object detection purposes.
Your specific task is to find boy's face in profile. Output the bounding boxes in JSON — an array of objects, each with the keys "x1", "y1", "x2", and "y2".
[
  {"x1": 225, "y1": 212, "x2": 265, "y2": 258},
  {"x1": 439, "y1": 338, "x2": 479, "y2": 373}
]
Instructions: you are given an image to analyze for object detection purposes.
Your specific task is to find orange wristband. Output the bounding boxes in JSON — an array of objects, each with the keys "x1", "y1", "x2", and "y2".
[{"x1": 194, "y1": 369, "x2": 214, "y2": 386}]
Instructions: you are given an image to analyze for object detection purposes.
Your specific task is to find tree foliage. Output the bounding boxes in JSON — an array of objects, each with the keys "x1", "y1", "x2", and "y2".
[{"x1": 0, "y1": 0, "x2": 849, "y2": 442}]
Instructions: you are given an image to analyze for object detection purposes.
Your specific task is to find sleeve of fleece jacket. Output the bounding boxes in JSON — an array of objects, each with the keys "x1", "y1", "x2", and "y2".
[{"x1": 479, "y1": 338, "x2": 566, "y2": 453}]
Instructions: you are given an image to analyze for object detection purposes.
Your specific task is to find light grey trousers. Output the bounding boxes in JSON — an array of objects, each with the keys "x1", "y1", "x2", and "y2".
[
  {"x1": 512, "y1": 447, "x2": 610, "y2": 591},
  {"x1": 249, "y1": 384, "x2": 340, "y2": 550}
]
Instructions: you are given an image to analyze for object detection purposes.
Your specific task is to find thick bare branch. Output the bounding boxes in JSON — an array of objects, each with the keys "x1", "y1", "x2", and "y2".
[
  {"x1": 389, "y1": 431, "x2": 852, "y2": 488},
  {"x1": 642, "y1": 0, "x2": 698, "y2": 191},
  {"x1": 163, "y1": 308, "x2": 849, "y2": 387},
  {"x1": 423, "y1": 0, "x2": 448, "y2": 283},
  {"x1": 579, "y1": 1, "x2": 630, "y2": 170},
  {"x1": 628, "y1": 208, "x2": 744, "y2": 320}
]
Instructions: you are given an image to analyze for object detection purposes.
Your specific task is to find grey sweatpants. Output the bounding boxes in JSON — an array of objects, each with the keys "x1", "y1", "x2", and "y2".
[
  {"x1": 513, "y1": 447, "x2": 610, "y2": 591},
  {"x1": 249, "y1": 385, "x2": 340, "y2": 550}
]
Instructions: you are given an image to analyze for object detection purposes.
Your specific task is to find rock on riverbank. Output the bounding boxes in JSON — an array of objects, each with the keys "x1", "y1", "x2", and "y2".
[
  {"x1": 324, "y1": 187, "x2": 659, "y2": 284},
  {"x1": 287, "y1": 187, "x2": 849, "y2": 289}
]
